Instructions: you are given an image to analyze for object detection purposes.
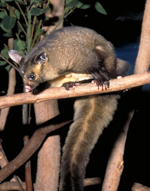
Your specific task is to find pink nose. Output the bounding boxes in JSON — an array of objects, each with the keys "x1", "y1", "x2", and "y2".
[{"x1": 25, "y1": 85, "x2": 31, "y2": 92}]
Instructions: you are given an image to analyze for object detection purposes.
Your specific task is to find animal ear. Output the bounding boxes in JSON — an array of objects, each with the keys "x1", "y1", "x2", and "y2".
[
  {"x1": 34, "y1": 52, "x2": 48, "y2": 65},
  {"x1": 8, "y1": 50, "x2": 23, "y2": 64},
  {"x1": 93, "y1": 45, "x2": 107, "y2": 60}
]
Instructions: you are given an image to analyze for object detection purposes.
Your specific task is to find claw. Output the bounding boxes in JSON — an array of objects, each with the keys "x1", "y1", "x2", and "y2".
[
  {"x1": 62, "y1": 82, "x2": 79, "y2": 90},
  {"x1": 91, "y1": 79, "x2": 109, "y2": 91}
]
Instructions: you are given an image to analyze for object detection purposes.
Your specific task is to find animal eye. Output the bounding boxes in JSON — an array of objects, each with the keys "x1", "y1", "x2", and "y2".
[{"x1": 29, "y1": 74, "x2": 35, "y2": 81}]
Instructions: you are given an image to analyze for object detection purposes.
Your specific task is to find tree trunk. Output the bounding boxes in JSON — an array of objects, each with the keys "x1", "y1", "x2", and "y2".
[{"x1": 34, "y1": 100, "x2": 60, "y2": 191}]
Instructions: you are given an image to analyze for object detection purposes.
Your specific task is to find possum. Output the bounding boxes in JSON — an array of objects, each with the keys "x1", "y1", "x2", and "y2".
[{"x1": 8, "y1": 26, "x2": 129, "y2": 191}]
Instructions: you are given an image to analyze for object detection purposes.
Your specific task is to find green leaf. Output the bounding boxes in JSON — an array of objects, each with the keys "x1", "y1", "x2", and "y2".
[
  {"x1": 0, "y1": 23, "x2": 9, "y2": 33},
  {"x1": 64, "y1": 6, "x2": 71, "y2": 15},
  {"x1": 1, "y1": 0, "x2": 5, "y2": 4},
  {"x1": 0, "y1": 12, "x2": 6, "y2": 19},
  {"x1": 0, "y1": 2, "x2": 6, "y2": 7},
  {"x1": 14, "y1": 0, "x2": 27, "y2": 5},
  {"x1": 66, "y1": 0, "x2": 79, "y2": 8},
  {"x1": 14, "y1": 39, "x2": 19, "y2": 51},
  {"x1": 65, "y1": 0, "x2": 70, "y2": 5},
  {"x1": 0, "y1": 61, "x2": 11, "y2": 71},
  {"x1": 5, "y1": 64, "x2": 11, "y2": 71},
  {"x1": 79, "y1": 4, "x2": 91, "y2": 9},
  {"x1": 77, "y1": 2, "x2": 83, "y2": 8},
  {"x1": 30, "y1": 6, "x2": 49, "y2": 16},
  {"x1": 41, "y1": 6, "x2": 49, "y2": 14},
  {"x1": 15, "y1": 9, "x2": 20, "y2": 19},
  {"x1": 3, "y1": 32, "x2": 13, "y2": 37},
  {"x1": 17, "y1": 40, "x2": 26, "y2": 50},
  {"x1": 38, "y1": 28, "x2": 45, "y2": 36},
  {"x1": 1, "y1": 47, "x2": 9, "y2": 59},
  {"x1": 30, "y1": 7, "x2": 42, "y2": 15},
  {"x1": 4, "y1": 0, "x2": 14, "y2": 2},
  {"x1": 0, "y1": 61, "x2": 6, "y2": 66},
  {"x1": 95, "y1": 2, "x2": 107, "y2": 15},
  {"x1": 1, "y1": 15, "x2": 16, "y2": 31}
]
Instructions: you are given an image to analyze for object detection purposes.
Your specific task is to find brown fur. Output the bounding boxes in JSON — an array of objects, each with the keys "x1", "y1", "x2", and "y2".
[
  {"x1": 60, "y1": 94, "x2": 120, "y2": 191},
  {"x1": 8, "y1": 26, "x2": 129, "y2": 191},
  {"x1": 8, "y1": 26, "x2": 129, "y2": 90}
]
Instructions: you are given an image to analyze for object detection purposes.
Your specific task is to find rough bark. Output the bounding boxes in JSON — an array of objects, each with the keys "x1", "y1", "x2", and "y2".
[
  {"x1": 0, "y1": 120, "x2": 70, "y2": 183},
  {"x1": 34, "y1": 100, "x2": 60, "y2": 191},
  {"x1": 101, "y1": 111, "x2": 134, "y2": 191},
  {"x1": 34, "y1": 1, "x2": 65, "y2": 190},
  {"x1": 0, "y1": 38, "x2": 16, "y2": 131},
  {"x1": 132, "y1": 183, "x2": 150, "y2": 191},
  {"x1": 0, "y1": 72, "x2": 150, "y2": 109},
  {"x1": 102, "y1": 0, "x2": 150, "y2": 190},
  {"x1": 134, "y1": 0, "x2": 150, "y2": 74}
]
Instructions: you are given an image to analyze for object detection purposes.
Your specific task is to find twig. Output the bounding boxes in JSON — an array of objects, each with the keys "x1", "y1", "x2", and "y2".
[
  {"x1": 101, "y1": 0, "x2": 150, "y2": 190},
  {"x1": 0, "y1": 181, "x2": 27, "y2": 190},
  {"x1": 24, "y1": 136, "x2": 33, "y2": 191},
  {"x1": 0, "y1": 177, "x2": 101, "y2": 190},
  {"x1": 101, "y1": 110, "x2": 134, "y2": 191},
  {"x1": 0, "y1": 120, "x2": 72, "y2": 183},
  {"x1": 15, "y1": 2, "x2": 28, "y2": 27},
  {"x1": 84, "y1": 177, "x2": 101, "y2": 187},
  {"x1": 0, "y1": 72, "x2": 150, "y2": 109},
  {"x1": 134, "y1": 0, "x2": 150, "y2": 74},
  {"x1": 101, "y1": 1, "x2": 150, "y2": 190},
  {"x1": 132, "y1": 183, "x2": 150, "y2": 191},
  {"x1": 0, "y1": 68, "x2": 16, "y2": 130},
  {"x1": 0, "y1": 53, "x2": 19, "y2": 72},
  {"x1": 0, "y1": 140, "x2": 24, "y2": 191}
]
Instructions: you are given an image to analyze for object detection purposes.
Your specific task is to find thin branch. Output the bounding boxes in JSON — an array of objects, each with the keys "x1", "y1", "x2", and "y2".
[
  {"x1": 101, "y1": 1, "x2": 150, "y2": 190},
  {"x1": 84, "y1": 177, "x2": 101, "y2": 187},
  {"x1": 0, "y1": 177, "x2": 101, "y2": 191},
  {"x1": 0, "y1": 120, "x2": 72, "y2": 183},
  {"x1": 132, "y1": 183, "x2": 150, "y2": 191},
  {"x1": 31, "y1": 20, "x2": 42, "y2": 49},
  {"x1": 101, "y1": 110, "x2": 134, "y2": 191},
  {"x1": 15, "y1": 2, "x2": 28, "y2": 27},
  {"x1": 0, "y1": 140, "x2": 25, "y2": 191},
  {"x1": 0, "y1": 72, "x2": 150, "y2": 109},
  {"x1": 24, "y1": 136, "x2": 33, "y2": 191},
  {"x1": 0, "y1": 38, "x2": 17, "y2": 130},
  {"x1": 0, "y1": 68, "x2": 16, "y2": 130},
  {"x1": 17, "y1": 20, "x2": 27, "y2": 36},
  {"x1": 134, "y1": 0, "x2": 150, "y2": 74},
  {"x1": 0, "y1": 53, "x2": 19, "y2": 72}
]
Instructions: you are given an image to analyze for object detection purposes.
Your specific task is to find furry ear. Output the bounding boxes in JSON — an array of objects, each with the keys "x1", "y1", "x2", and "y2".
[
  {"x1": 8, "y1": 50, "x2": 23, "y2": 64},
  {"x1": 34, "y1": 52, "x2": 48, "y2": 65},
  {"x1": 93, "y1": 45, "x2": 107, "y2": 60}
]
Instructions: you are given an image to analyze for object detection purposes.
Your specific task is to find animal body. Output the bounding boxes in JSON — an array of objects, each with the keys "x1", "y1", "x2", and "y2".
[{"x1": 8, "y1": 26, "x2": 129, "y2": 191}]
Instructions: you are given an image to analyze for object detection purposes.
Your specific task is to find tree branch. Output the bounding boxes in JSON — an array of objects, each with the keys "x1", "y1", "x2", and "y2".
[
  {"x1": 132, "y1": 183, "x2": 150, "y2": 191},
  {"x1": 101, "y1": 110, "x2": 134, "y2": 191},
  {"x1": 102, "y1": 0, "x2": 150, "y2": 190},
  {"x1": 0, "y1": 120, "x2": 72, "y2": 183},
  {"x1": 0, "y1": 72, "x2": 150, "y2": 109},
  {"x1": 0, "y1": 177, "x2": 101, "y2": 191}
]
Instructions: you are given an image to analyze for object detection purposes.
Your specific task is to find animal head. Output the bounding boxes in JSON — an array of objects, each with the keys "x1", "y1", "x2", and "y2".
[{"x1": 8, "y1": 50, "x2": 48, "y2": 92}]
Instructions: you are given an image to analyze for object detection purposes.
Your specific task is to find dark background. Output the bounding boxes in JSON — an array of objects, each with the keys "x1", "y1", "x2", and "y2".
[{"x1": 0, "y1": 0, "x2": 150, "y2": 190}]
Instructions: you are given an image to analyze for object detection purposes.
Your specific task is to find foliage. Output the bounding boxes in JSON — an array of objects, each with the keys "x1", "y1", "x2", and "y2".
[{"x1": 0, "y1": 0, "x2": 107, "y2": 72}]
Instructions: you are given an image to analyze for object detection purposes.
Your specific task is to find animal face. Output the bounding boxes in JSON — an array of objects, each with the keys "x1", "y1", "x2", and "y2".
[{"x1": 8, "y1": 50, "x2": 48, "y2": 92}]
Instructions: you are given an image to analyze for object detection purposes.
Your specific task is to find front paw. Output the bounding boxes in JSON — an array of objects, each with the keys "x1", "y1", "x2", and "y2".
[
  {"x1": 62, "y1": 82, "x2": 79, "y2": 90},
  {"x1": 91, "y1": 70, "x2": 110, "y2": 88},
  {"x1": 91, "y1": 79, "x2": 109, "y2": 90}
]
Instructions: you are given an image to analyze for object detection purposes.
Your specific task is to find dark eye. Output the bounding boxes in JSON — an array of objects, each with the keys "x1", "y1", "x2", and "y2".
[{"x1": 29, "y1": 74, "x2": 35, "y2": 81}]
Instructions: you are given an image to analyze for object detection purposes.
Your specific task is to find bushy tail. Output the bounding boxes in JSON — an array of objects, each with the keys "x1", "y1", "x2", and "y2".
[{"x1": 60, "y1": 94, "x2": 120, "y2": 191}]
